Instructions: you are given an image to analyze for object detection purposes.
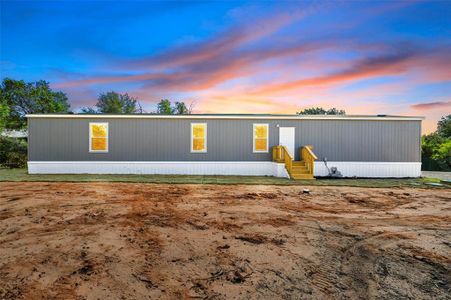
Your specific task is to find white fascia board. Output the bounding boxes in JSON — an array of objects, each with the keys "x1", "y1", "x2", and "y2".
[{"x1": 25, "y1": 114, "x2": 424, "y2": 121}]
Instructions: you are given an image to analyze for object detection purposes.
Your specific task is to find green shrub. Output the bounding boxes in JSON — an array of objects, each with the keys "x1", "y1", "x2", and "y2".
[
  {"x1": 0, "y1": 136, "x2": 27, "y2": 168},
  {"x1": 421, "y1": 115, "x2": 451, "y2": 171},
  {"x1": 4, "y1": 151, "x2": 27, "y2": 168}
]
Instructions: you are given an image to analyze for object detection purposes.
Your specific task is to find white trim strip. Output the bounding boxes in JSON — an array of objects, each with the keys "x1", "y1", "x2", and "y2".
[
  {"x1": 25, "y1": 114, "x2": 424, "y2": 121},
  {"x1": 314, "y1": 161, "x2": 421, "y2": 178},
  {"x1": 27, "y1": 161, "x2": 290, "y2": 178}
]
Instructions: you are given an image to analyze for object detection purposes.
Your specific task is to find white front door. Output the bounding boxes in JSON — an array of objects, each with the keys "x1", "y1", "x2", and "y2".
[{"x1": 279, "y1": 127, "x2": 295, "y2": 158}]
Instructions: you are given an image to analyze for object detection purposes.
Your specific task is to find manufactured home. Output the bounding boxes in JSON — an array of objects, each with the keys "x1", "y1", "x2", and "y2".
[{"x1": 26, "y1": 114, "x2": 423, "y2": 179}]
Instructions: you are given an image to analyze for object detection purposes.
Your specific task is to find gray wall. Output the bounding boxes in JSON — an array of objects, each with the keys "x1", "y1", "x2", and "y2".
[{"x1": 28, "y1": 118, "x2": 421, "y2": 162}]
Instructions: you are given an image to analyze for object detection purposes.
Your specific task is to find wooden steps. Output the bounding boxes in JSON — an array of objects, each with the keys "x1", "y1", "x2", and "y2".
[
  {"x1": 290, "y1": 160, "x2": 315, "y2": 180},
  {"x1": 272, "y1": 145, "x2": 317, "y2": 181},
  {"x1": 291, "y1": 173, "x2": 315, "y2": 180}
]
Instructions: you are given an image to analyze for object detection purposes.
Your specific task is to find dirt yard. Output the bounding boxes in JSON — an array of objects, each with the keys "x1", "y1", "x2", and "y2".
[{"x1": 0, "y1": 182, "x2": 450, "y2": 299}]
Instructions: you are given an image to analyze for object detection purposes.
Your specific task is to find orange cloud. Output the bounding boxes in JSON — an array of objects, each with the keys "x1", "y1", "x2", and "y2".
[
  {"x1": 54, "y1": 40, "x2": 330, "y2": 91},
  {"x1": 252, "y1": 50, "x2": 417, "y2": 95}
]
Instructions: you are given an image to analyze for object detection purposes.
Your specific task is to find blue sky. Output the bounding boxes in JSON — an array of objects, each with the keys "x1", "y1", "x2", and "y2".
[{"x1": 1, "y1": 0, "x2": 450, "y2": 132}]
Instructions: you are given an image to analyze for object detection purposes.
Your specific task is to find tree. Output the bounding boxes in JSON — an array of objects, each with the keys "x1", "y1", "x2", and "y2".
[
  {"x1": 432, "y1": 140, "x2": 451, "y2": 162},
  {"x1": 173, "y1": 101, "x2": 189, "y2": 114},
  {"x1": 80, "y1": 92, "x2": 142, "y2": 114},
  {"x1": 437, "y1": 114, "x2": 450, "y2": 138},
  {"x1": 0, "y1": 78, "x2": 70, "y2": 129},
  {"x1": 421, "y1": 115, "x2": 451, "y2": 171},
  {"x1": 297, "y1": 107, "x2": 346, "y2": 115},
  {"x1": 156, "y1": 99, "x2": 191, "y2": 115},
  {"x1": 97, "y1": 92, "x2": 139, "y2": 114},
  {"x1": 157, "y1": 99, "x2": 173, "y2": 114},
  {"x1": 0, "y1": 97, "x2": 9, "y2": 132}
]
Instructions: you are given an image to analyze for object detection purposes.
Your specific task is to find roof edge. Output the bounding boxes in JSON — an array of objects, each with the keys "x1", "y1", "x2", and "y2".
[{"x1": 25, "y1": 114, "x2": 424, "y2": 121}]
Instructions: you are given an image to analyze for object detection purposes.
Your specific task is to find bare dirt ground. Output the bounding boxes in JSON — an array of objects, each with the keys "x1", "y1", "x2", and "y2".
[{"x1": 0, "y1": 182, "x2": 450, "y2": 300}]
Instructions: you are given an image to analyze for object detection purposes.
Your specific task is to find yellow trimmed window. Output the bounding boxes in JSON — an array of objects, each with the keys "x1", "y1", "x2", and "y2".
[
  {"x1": 191, "y1": 123, "x2": 207, "y2": 152},
  {"x1": 89, "y1": 122, "x2": 108, "y2": 152},
  {"x1": 253, "y1": 124, "x2": 268, "y2": 152}
]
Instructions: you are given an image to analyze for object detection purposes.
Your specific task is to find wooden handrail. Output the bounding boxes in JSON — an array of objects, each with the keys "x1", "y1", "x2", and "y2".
[
  {"x1": 273, "y1": 145, "x2": 317, "y2": 179},
  {"x1": 301, "y1": 145, "x2": 317, "y2": 175},
  {"x1": 272, "y1": 145, "x2": 283, "y2": 163},
  {"x1": 304, "y1": 145, "x2": 317, "y2": 160},
  {"x1": 272, "y1": 145, "x2": 293, "y2": 177}
]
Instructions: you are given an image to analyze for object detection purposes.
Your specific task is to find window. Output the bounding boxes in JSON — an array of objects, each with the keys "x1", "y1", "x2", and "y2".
[
  {"x1": 253, "y1": 124, "x2": 268, "y2": 153},
  {"x1": 89, "y1": 122, "x2": 108, "y2": 152},
  {"x1": 191, "y1": 123, "x2": 207, "y2": 153}
]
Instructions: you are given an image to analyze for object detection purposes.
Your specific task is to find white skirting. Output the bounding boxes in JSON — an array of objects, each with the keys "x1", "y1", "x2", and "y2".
[
  {"x1": 314, "y1": 161, "x2": 421, "y2": 178},
  {"x1": 27, "y1": 161, "x2": 290, "y2": 178},
  {"x1": 27, "y1": 161, "x2": 421, "y2": 178}
]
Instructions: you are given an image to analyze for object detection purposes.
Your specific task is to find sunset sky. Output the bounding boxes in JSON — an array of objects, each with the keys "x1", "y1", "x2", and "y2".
[{"x1": 1, "y1": 1, "x2": 450, "y2": 133}]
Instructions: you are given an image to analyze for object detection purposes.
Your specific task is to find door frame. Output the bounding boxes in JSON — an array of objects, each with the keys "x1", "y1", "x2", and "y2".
[{"x1": 278, "y1": 127, "x2": 296, "y2": 159}]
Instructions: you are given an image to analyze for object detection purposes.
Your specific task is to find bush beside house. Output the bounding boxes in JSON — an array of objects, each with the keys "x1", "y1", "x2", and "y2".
[
  {"x1": 421, "y1": 115, "x2": 451, "y2": 171},
  {"x1": 0, "y1": 136, "x2": 27, "y2": 168}
]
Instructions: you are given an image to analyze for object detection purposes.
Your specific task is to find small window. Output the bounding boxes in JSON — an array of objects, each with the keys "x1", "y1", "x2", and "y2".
[
  {"x1": 253, "y1": 124, "x2": 268, "y2": 153},
  {"x1": 191, "y1": 123, "x2": 207, "y2": 153},
  {"x1": 89, "y1": 122, "x2": 108, "y2": 152}
]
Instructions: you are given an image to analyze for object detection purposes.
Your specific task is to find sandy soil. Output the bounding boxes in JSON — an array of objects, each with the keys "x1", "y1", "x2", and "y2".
[{"x1": 0, "y1": 182, "x2": 450, "y2": 300}]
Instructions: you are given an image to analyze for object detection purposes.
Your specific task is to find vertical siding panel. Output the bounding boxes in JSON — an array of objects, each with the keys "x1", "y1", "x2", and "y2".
[{"x1": 29, "y1": 118, "x2": 421, "y2": 163}]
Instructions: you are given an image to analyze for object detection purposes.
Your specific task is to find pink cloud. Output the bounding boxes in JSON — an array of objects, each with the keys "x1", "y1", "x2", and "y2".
[
  {"x1": 252, "y1": 50, "x2": 418, "y2": 95},
  {"x1": 411, "y1": 101, "x2": 451, "y2": 110}
]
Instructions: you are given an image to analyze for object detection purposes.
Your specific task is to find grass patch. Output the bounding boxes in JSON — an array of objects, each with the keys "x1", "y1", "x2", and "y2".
[{"x1": 0, "y1": 168, "x2": 447, "y2": 189}]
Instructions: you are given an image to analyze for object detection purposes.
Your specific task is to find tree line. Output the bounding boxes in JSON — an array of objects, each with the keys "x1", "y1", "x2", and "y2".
[{"x1": 0, "y1": 78, "x2": 193, "y2": 131}]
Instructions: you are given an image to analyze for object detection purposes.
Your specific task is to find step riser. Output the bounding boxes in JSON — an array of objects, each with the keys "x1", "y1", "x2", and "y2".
[
  {"x1": 292, "y1": 174, "x2": 314, "y2": 178},
  {"x1": 287, "y1": 160, "x2": 315, "y2": 179}
]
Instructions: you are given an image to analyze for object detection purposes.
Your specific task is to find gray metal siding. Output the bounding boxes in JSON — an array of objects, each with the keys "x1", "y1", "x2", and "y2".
[{"x1": 28, "y1": 118, "x2": 421, "y2": 162}]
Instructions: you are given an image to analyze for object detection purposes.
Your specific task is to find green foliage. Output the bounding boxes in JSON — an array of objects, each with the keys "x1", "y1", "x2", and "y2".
[
  {"x1": 0, "y1": 78, "x2": 70, "y2": 129},
  {"x1": 156, "y1": 99, "x2": 191, "y2": 114},
  {"x1": 297, "y1": 107, "x2": 346, "y2": 115},
  {"x1": 173, "y1": 101, "x2": 189, "y2": 114},
  {"x1": 157, "y1": 99, "x2": 173, "y2": 114},
  {"x1": 81, "y1": 91, "x2": 141, "y2": 114},
  {"x1": 4, "y1": 152, "x2": 28, "y2": 168},
  {"x1": 0, "y1": 96, "x2": 10, "y2": 132},
  {"x1": 432, "y1": 139, "x2": 451, "y2": 161},
  {"x1": 436, "y1": 114, "x2": 450, "y2": 138},
  {"x1": 0, "y1": 136, "x2": 28, "y2": 168},
  {"x1": 421, "y1": 115, "x2": 451, "y2": 171}
]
